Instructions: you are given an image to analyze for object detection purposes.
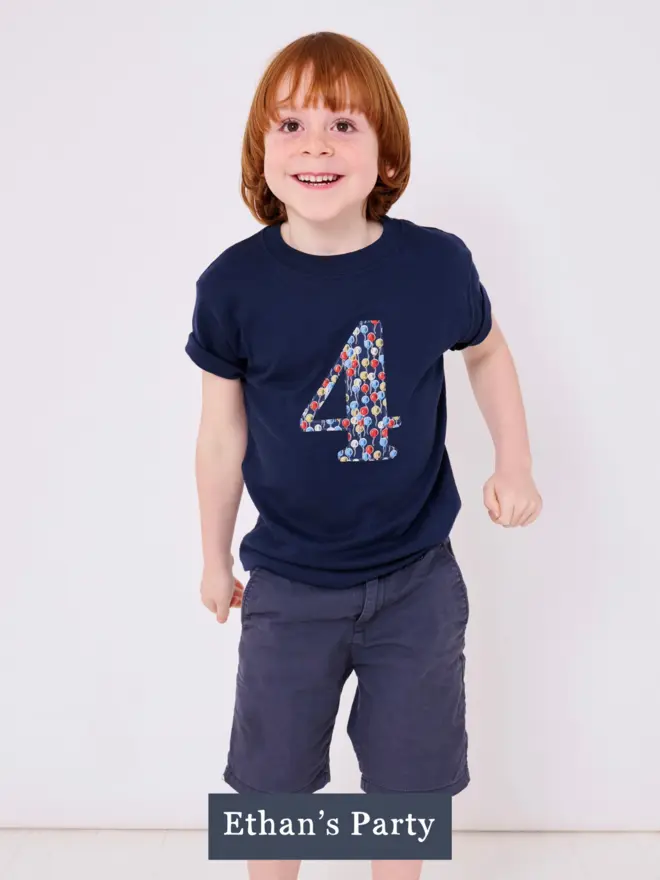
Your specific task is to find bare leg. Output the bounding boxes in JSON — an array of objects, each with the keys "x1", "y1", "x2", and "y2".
[
  {"x1": 247, "y1": 860, "x2": 301, "y2": 880},
  {"x1": 371, "y1": 860, "x2": 423, "y2": 880}
]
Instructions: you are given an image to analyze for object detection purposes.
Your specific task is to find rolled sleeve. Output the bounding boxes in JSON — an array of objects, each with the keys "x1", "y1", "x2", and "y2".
[
  {"x1": 451, "y1": 253, "x2": 492, "y2": 351},
  {"x1": 185, "y1": 276, "x2": 246, "y2": 380}
]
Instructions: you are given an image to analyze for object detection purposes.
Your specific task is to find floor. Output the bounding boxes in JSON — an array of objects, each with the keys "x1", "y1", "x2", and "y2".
[{"x1": 0, "y1": 830, "x2": 659, "y2": 879}]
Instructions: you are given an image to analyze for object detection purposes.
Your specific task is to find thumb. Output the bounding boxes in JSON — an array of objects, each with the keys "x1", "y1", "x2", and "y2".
[
  {"x1": 483, "y1": 478, "x2": 500, "y2": 521},
  {"x1": 216, "y1": 598, "x2": 230, "y2": 624}
]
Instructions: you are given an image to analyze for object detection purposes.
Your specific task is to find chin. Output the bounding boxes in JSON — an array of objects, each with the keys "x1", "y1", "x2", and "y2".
[
  {"x1": 288, "y1": 194, "x2": 362, "y2": 222},
  {"x1": 294, "y1": 206, "x2": 350, "y2": 223}
]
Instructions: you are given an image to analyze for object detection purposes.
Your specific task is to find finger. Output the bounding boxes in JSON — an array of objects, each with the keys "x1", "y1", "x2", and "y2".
[
  {"x1": 498, "y1": 499, "x2": 514, "y2": 527},
  {"x1": 483, "y1": 480, "x2": 500, "y2": 520},
  {"x1": 522, "y1": 496, "x2": 543, "y2": 526},
  {"x1": 510, "y1": 503, "x2": 530, "y2": 527},
  {"x1": 233, "y1": 581, "x2": 245, "y2": 607},
  {"x1": 521, "y1": 505, "x2": 540, "y2": 527}
]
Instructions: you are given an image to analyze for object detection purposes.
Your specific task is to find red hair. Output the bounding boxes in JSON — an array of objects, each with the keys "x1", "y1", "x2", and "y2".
[{"x1": 240, "y1": 32, "x2": 411, "y2": 225}]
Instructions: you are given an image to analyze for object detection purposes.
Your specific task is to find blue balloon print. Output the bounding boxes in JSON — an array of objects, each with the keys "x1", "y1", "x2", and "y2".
[
  {"x1": 379, "y1": 437, "x2": 388, "y2": 447},
  {"x1": 390, "y1": 448, "x2": 397, "y2": 458},
  {"x1": 345, "y1": 447, "x2": 354, "y2": 458},
  {"x1": 359, "y1": 438, "x2": 367, "y2": 447}
]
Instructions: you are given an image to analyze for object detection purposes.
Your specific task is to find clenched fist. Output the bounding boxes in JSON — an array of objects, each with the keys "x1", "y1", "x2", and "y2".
[
  {"x1": 200, "y1": 554, "x2": 245, "y2": 624},
  {"x1": 483, "y1": 467, "x2": 543, "y2": 527}
]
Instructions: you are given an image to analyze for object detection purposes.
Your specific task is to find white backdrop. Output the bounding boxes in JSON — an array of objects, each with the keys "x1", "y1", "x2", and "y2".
[{"x1": 1, "y1": 0, "x2": 658, "y2": 832}]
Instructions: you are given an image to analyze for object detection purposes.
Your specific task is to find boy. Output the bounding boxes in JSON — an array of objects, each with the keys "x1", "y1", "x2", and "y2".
[{"x1": 186, "y1": 31, "x2": 542, "y2": 880}]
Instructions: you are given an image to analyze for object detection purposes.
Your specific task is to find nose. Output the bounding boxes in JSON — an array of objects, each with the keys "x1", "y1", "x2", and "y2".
[{"x1": 299, "y1": 129, "x2": 333, "y2": 157}]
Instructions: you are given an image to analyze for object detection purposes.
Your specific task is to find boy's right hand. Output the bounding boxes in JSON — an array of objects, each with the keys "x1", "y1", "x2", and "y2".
[{"x1": 200, "y1": 556, "x2": 244, "y2": 624}]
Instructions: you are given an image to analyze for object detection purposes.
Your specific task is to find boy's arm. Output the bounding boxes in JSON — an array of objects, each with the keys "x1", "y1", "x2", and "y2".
[
  {"x1": 461, "y1": 317, "x2": 542, "y2": 527},
  {"x1": 194, "y1": 370, "x2": 247, "y2": 573}
]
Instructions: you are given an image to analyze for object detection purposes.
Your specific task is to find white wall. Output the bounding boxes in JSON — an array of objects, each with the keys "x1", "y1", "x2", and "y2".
[{"x1": 1, "y1": 0, "x2": 658, "y2": 832}]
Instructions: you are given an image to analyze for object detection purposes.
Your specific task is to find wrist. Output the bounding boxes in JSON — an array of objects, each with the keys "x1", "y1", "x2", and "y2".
[
  {"x1": 495, "y1": 455, "x2": 532, "y2": 474},
  {"x1": 203, "y1": 550, "x2": 234, "y2": 575}
]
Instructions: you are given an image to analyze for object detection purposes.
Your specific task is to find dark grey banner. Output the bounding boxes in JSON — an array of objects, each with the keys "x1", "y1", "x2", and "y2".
[{"x1": 208, "y1": 793, "x2": 453, "y2": 860}]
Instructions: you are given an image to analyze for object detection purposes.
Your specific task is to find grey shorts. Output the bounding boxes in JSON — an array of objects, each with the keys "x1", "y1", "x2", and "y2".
[{"x1": 223, "y1": 538, "x2": 470, "y2": 795}]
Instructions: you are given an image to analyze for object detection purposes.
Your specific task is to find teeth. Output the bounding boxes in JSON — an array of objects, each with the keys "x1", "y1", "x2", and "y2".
[{"x1": 296, "y1": 174, "x2": 339, "y2": 183}]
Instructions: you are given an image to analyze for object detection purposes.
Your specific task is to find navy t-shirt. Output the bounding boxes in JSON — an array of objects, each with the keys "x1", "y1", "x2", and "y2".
[{"x1": 185, "y1": 214, "x2": 492, "y2": 588}]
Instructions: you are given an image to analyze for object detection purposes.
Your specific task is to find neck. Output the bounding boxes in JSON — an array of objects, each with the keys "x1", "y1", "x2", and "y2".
[{"x1": 280, "y1": 209, "x2": 383, "y2": 256}]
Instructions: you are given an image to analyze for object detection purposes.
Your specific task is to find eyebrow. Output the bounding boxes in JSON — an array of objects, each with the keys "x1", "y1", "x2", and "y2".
[{"x1": 275, "y1": 101, "x2": 357, "y2": 113}]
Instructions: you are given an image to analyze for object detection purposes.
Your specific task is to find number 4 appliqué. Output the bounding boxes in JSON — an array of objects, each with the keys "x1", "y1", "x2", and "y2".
[{"x1": 299, "y1": 320, "x2": 401, "y2": 462}]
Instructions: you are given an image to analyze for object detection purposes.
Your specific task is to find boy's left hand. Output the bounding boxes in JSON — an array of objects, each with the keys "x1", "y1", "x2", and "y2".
[{"x1": 483, "y1": 468, "x2": 543, "y2": 527}]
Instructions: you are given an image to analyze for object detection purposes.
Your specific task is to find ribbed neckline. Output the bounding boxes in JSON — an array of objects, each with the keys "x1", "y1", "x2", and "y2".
[{"x1": 260, "y1": 214, "x2": 401, "y2": 276}]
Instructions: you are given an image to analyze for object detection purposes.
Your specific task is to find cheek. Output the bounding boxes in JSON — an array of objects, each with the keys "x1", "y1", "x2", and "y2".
[
  {"x1": 348, "y1": 147, "x2": 380, "y2": 187},
  {"x1": 346, "y1": 136, "x2": 379, "y2": 171},
  {"x1": 263, "y1": 138, "x2": 288, "y2": 174}
]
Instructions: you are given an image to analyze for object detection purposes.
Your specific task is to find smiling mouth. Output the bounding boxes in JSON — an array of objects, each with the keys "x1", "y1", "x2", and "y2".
[{"x1": 292, "y1": 174, "x2": 344, "y2": 189}]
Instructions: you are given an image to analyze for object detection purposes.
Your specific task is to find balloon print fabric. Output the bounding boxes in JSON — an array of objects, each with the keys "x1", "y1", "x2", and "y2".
[{"x1": 299, "y1": 320, "x2": 401, "y2": 462}]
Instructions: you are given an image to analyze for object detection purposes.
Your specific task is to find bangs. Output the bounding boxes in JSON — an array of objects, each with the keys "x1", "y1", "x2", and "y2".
[
  {"x1": 255, "y1": 35, "x2": 385, "y2": 132},
  {"x1": 266, "y1": 68, "x2": 371, "y2": 121}
]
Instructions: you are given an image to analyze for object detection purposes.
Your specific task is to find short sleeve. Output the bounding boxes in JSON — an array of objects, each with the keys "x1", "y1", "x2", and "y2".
[
  {"x1": 450, "y1": 253, "x2": 493, "y2": 351},
  {"x1": 184, "y1": 275, "x2": 247, "y2": 380}
]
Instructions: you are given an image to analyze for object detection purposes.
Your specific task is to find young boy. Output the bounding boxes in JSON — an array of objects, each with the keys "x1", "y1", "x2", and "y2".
[{"x1": 186, "y1": 31, "x2": 542, "y2": 880}]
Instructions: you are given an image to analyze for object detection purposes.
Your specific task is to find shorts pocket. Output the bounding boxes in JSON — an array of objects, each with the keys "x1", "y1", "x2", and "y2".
[
  {"x1": 240, "y1": 567, "x2": 262, "y2": 623},
  {"x1": 441, "y1": 539, "x2": 470, "y2": 624}
]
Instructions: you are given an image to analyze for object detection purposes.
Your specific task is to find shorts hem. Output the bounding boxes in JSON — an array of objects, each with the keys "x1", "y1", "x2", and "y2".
[
  {"x1": 360, "y1": 769, "x2": 470, "y2": 796},
  {"x1": 223, "y1": 763, "x2": 330, "y2": 794}
]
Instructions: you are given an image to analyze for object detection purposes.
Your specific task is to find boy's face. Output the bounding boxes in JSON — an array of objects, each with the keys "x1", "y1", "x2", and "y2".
[{"x1": 263, "y1": 72, "x2": 380, "y2": 224}]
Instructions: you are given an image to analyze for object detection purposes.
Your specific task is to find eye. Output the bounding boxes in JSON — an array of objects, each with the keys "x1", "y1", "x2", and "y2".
[
  {"x1": 276, "y1": 117, "x2": 357, "y2": 134},
  {"x1": 278, "y1": 119, "x2": 301, "y2": 133}
]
